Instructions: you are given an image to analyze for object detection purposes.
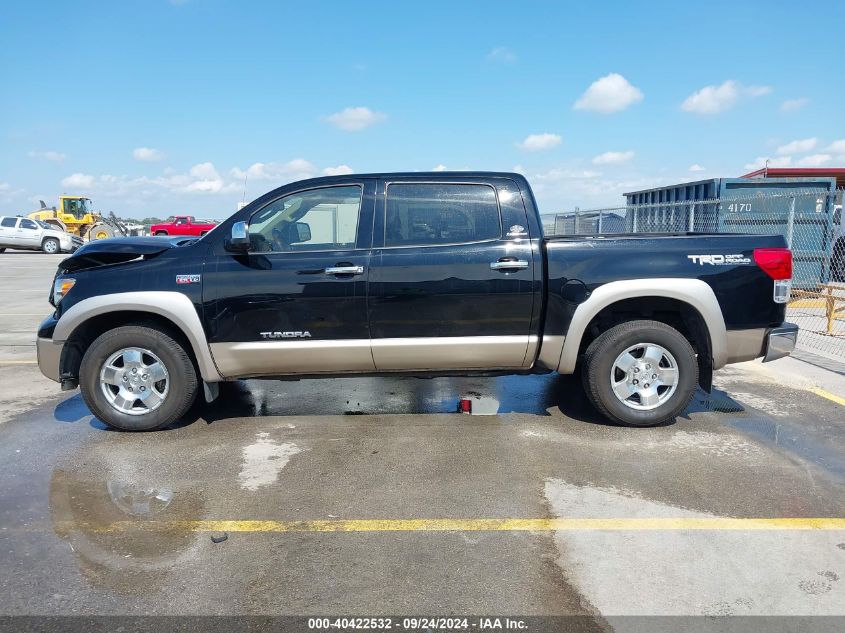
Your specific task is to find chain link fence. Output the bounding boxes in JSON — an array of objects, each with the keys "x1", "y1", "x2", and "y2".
[{"x1": 542, "y1": 189, "x2": 845, "y2": 362}]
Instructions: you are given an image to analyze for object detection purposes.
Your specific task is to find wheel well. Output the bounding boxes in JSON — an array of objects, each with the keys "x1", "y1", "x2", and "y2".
[
  {"x1": 59, "y1": 311, "x2": 197, "y2": 384},
  {"x1": 578, "y1": 296, "x2": 713, "y2": 391}
]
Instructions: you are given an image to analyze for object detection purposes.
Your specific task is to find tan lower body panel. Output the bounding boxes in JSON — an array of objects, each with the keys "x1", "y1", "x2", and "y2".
[
  {"x1": 210, "y1": 339, "x2": 374, "y2": 377},
  {"x1": 371, "y1": 336, "x2": 531, "y2": 370},
  {"x1": 210, "y1": 336, "x2": 532, "y2": 377}
]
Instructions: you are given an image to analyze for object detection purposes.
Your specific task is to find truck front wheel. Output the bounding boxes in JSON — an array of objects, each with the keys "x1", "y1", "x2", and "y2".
[
  {"x1": 581, "y1": 319, "x2": 698, "y2": 427},
  {"x1": 79, "y1": 325, "x2": 198, "y2": 431}
]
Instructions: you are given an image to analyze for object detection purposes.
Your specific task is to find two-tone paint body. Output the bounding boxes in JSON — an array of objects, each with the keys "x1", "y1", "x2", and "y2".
[{"x1": 37, "y1": 172, "x2": 795, "y2": 393}]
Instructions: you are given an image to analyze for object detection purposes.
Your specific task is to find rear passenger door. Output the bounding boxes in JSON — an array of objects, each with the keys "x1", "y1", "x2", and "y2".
[
  {"x1": 17, "y1": 218, "x2": 41, "y2": 248},
  {"x1": 0, "y1": 217, "x2": 20, "y2": 247},
  {"x1": 368, "y1": 178, "x2": 537, "y2": 370}
]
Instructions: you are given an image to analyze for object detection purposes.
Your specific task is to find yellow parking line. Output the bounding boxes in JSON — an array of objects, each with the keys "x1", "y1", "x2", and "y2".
[
  {"x1": 809, "y1": 387, "x2": 845, "y2": 407},
  {"x1": 53, "y1": 517, "x2": 845, "y2": 534}
]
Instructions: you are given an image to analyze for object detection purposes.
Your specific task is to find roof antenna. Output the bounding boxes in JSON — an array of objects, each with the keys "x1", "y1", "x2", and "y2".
[
  {"x1": 237, "y1": 174, "x2": 248, "y2": 211},
  {"x1": 764, "y1": 158, "x2": 769, "y2": 178}
]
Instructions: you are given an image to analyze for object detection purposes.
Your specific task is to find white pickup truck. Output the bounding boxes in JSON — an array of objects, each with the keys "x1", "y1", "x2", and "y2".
[{"x1": 0, "y1": 216, "x2": 82, "y2": 254}]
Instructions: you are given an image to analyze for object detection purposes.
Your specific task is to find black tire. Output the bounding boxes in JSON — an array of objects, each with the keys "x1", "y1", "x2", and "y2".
[
  {"x1": 79, "y1": 325, "x2": 198, "y2": 431},
  {"x1": 42, "y1": 237, "x2": 60, "y2": 254},
  {"x1": 581, "y1": 319, "x2": 698, "y2": 427},
  {"x1": 155, "y1": 230, "x2": 168, "y2": 236},
  {"x1": 0, "y1": 248, "x2": 5, "y2": 253}
]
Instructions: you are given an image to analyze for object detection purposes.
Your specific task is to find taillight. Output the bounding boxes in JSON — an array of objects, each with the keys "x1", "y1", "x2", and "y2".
[
  {"x1": 753, "y1": 248, "x2": 792, "y2": 280},
  {"x1": 754, "y1": 248, "x2": 792, "y2": 304}
]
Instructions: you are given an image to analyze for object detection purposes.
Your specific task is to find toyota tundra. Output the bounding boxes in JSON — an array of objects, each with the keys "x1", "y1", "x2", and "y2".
[{"x1": 36, "y1": 172, "x2": 798, "y2": 431}]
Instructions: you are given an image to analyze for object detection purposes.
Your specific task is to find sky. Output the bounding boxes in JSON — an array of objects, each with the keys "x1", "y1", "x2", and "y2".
[{"x1": 2, "y1": 0, "x2": 845, "y2": 220}]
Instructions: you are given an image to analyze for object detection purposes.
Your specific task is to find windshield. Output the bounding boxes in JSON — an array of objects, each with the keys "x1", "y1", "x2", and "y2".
[{"x1": 64, "y1": 198, "x2": 93, "y2": 219}]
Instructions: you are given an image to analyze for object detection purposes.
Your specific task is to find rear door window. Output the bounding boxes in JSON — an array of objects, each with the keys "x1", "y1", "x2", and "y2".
[
  {"x1": 1, "y1": 217, "x2": 18, "y2": 228},
  {"x1": 385, "y1": 183, "x2": 501, "y2": 247}
]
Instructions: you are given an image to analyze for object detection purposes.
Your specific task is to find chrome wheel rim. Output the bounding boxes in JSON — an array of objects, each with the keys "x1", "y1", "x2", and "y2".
[
  {"x1": 44, "y1": 240, "x2": 57, "y2": 253},
  {"x1": 610, "y1": 343, "x2": 678, "y2": 411},
  {"x1": 99, "y1": 347, "x2": 169, "y2": 416}
]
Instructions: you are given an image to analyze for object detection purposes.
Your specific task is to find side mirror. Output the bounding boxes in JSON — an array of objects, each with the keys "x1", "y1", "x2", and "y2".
[
  {"x1": 294, "y1": 221, "x2": 311, "y2": 243},
  {"x1": 225, "y1": 221, "x2": 250, "y2": 252}
]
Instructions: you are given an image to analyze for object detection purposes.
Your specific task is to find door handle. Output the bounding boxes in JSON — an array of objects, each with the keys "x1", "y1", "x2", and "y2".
[
  {"x1": 490, "y1": 259, "x2": 529, "y2": 271},
  {"x1": 324, "y1": 265, "x2": 365, "y2": 275}
]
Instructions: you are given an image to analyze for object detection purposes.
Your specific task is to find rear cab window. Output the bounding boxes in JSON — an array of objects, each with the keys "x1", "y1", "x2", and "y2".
[
  {"x1": 1, "y1": 217, "x2": 18, "y2": 228},
  {"x1": 384, "y1": 183, "x2": 501, "y2": 247}
]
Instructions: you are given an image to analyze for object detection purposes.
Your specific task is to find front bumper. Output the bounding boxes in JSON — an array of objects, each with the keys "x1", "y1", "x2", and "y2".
[
  {"x1": 762, "y1": 322, "x2": 798, "y2": 363},
  {"x1": 36, "y1": 337, "x2": 63, "y2": 383},
  {"x1": 63, "y1": 237, "x2": 84, "y2": 253}
]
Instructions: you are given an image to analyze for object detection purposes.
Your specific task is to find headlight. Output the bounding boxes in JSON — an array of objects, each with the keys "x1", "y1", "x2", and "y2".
[{"x1": 53, "y1": 278, "x2": 76, "y2": 305}]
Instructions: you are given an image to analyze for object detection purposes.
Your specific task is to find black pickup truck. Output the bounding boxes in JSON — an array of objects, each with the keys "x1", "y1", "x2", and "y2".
[{"x1": 37, "y1": 172, "x2": 797, "y2": 431}]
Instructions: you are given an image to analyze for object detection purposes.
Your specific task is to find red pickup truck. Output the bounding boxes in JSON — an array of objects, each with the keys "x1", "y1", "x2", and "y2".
[{"x1": 150, "y1": 215, "x2": 217, "y2": 237}]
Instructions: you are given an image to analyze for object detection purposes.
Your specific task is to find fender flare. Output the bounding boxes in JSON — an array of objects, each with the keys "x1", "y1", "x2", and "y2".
[
  {"x1": 53, "y1": 291, "x2": 222, "y2": 381},
  {"x1": 552, "y1": 278, "x2": 727, "y2": 374}
]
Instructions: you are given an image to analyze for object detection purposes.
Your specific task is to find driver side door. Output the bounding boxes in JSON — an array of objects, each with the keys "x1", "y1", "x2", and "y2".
[{"x1": 207, "y1": 181, "x2": 376, "y2": 377}]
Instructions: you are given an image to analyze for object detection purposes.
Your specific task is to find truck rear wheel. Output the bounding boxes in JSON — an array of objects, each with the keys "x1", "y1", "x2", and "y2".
[
  {"x1": 79, "y1": 325, "x2": 198, "y2": 431},
  {"x1": 581, "y1": 319, "x2": 698, "y2": 427}
]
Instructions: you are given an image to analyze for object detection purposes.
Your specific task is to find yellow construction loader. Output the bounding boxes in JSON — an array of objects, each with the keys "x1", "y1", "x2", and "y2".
[{"x1": 28, "y1": 196, "x2": 128, "y2": 241}]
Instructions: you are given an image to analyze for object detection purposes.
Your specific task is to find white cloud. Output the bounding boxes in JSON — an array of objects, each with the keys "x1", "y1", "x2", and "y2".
[
  {"x1": 0, "y1": 182, "x2": 25, "y2": 204},
  {"x1": 185, "y1": 162, "x2": 225, "y2": 192},
  {"x1": 533, "y1": 168, "x2": 601, "y2": 181},
  {"x1": 689, "y1": 164, "x2": 705, "y2": 172},
  {"x1": 743, "y1": 156, "x2": 792, "y2": 170},
  {"x1": 46, "y1": 159, "x2": 360, "y2": 219},
  {"x1": 592, "y1": 150, "x2": 635, "y2": 165},
  {"x1": 322, "y1": 164, "x2": 354, "y2": 176},
  {"x1": 487, "y1": 47, "x2": 516, "y2": 64},
  {"x1": 28, "y1": 150, "x2": 66, "y2": 162},
  {"x1": 133, "y1": 147, "x2": 165, "y2": 162},
  {"x1": 230, "y1": 159, "x2": 318, "y2": 182},
  {"x1": 574, "y1": 73, "x2": 643, "y2": 114},
  {"x1": 681, "y1": 81, "x2": 738, "y2": 114},
  {"x1": 61, "y1": 173, "x2": 95, "y2": 188},
  {"x1": 324, "y1": 106, "x2": 386, "y2": 131},
  {"x1": 518, "y1": 133, "x2": 562, "y2": 151},
  {"x1": 777, "y1": 137, "x2": 816, "y2": 155},
  {"x1": 745, "y1": 85, "x2": 772, "y2": 97},
  {"x1": 797, "y1": 153, "x2": 831, "y2": 167},
  {"x1": 780, "y1": 98, "x2": 808, "y2": 112},
  {"x1": 825, "y1": 139, "x2": 845, "y2": 154},
  {"x1": 432, "y1": 164, "x2": 447, "y2": 172},
  {"x1": 681, "y1": 80, "x2": 771, "y2": 115}
]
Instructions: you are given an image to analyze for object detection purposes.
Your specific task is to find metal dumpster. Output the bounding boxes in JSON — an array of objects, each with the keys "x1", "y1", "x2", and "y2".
[{"x1": 625, "y1": 177, "x2": 836, "y2": 288}]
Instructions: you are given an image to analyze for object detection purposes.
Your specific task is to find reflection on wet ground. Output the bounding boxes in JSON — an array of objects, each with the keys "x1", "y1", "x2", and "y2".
[
  {"x1": 200, "y1": 374, "x2": 588, "y2": 420},
  {"x1": 50, "y1": 467, "x2": 206, "y2": 595}
]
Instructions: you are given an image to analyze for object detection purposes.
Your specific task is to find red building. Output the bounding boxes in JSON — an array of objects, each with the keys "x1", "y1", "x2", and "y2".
[{"x1": 742, "y1": 167, "x2": 845, "y2": 189}]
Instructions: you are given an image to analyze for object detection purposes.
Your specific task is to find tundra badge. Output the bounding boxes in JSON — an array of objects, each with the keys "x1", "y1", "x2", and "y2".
[{"x1": 260, "y1": 331, "x2": 312, "y2": 339}]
